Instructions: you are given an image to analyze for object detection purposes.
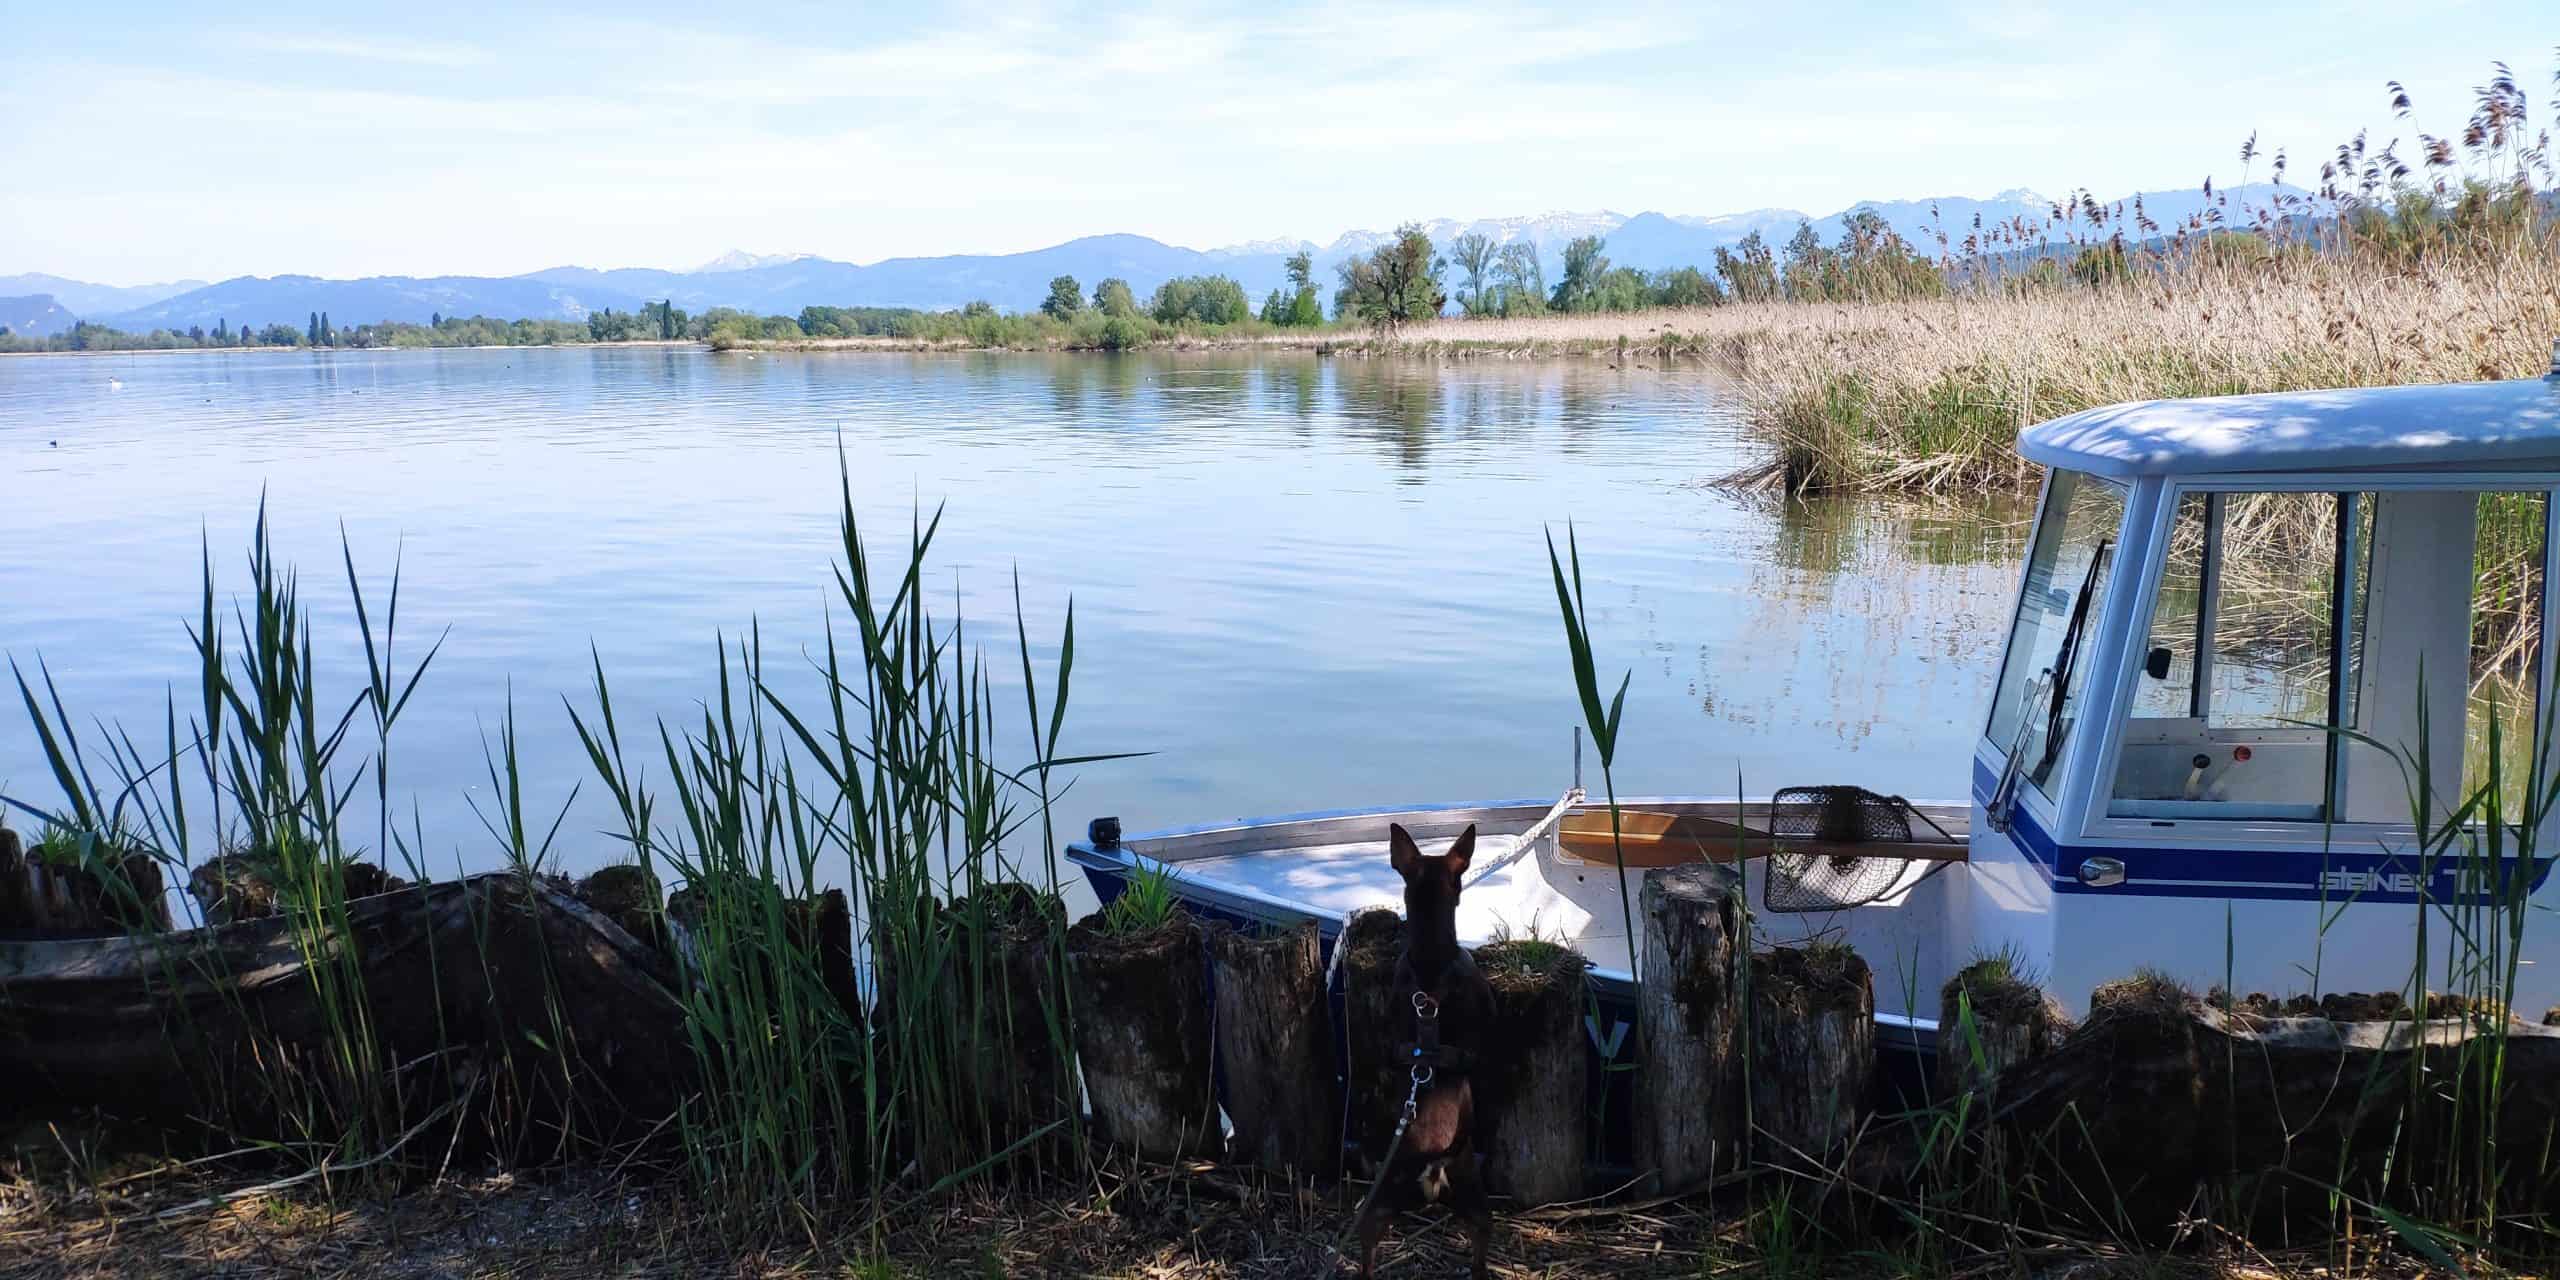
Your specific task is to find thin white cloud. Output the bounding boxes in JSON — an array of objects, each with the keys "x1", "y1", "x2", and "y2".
[
  {"x1": 227, "y1": 31, "x2": 492, "y2": 69},
  {"x1": 8, "y1": 1, "x2": 2553, "y2": 282}
]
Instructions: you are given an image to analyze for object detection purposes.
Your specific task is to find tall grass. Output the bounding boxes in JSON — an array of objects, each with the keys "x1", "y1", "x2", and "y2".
[
  {"x1": 1706, "y1": 63, "x2": 2560, "y2": 494},
  {"x1": 568, "y1": 466, "x2": 1103, "y2": 1228},
  {"x1": 7, "y1": 473, "x2": 1103, "y2": 1231},
  {"x1": 2330, "y1": 692, "x2": 2556, "y2": 1253},
  {"x1": 7, "y1": 505, "x2": 441, "y2": 1173}
]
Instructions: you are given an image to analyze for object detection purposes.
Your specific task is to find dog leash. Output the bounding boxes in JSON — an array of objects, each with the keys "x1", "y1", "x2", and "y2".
[{"x1": 1350, "y1": 990, "x2": 1441, "y2": 1221}]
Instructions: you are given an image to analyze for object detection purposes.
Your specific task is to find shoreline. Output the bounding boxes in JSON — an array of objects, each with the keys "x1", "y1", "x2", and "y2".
[
  {"x1": 0, "y1": 338, "x2": 705, "y2": 359},
  {"x1": 3, "y1": 324, "x2": 1725, "y2": 363}
]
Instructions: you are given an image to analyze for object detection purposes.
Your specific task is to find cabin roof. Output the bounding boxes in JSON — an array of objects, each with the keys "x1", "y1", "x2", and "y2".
[{"x1": 2017, "y1": 376, "x2": 2560, "y2": 478}]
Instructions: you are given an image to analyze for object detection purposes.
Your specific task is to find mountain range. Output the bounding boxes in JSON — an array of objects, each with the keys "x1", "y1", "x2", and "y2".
[
  {"x1": 22, "y1": 183, "x2": 2313, "y2": 334},
  {"x1": 0, "y1": 294, "x2": 78, "y2": 338}
]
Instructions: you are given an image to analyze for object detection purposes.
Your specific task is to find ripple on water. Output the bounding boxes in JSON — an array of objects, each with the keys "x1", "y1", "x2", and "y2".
[{"x1": 0, "y1": 347, "x2": 2021, "y2": 881}]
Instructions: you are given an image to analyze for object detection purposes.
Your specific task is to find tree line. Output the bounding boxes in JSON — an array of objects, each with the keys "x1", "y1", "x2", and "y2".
[{"x1": 2, "y1": 216, "x2": 1964, "y2": 353}]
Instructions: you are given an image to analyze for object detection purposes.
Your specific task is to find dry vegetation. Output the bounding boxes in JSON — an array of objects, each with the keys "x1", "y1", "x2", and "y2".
[
  {"x1": 1713, "y1": 240, "x2": 2560, "y2": 493},
  {"x1": 0, "y1": 1150, "x2": 2485, "y2": 1280}
]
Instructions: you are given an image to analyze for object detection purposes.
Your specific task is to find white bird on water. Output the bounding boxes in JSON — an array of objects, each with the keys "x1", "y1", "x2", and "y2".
[{"x1": 107, "y1": 377, "x2": 124, "y2": 389}]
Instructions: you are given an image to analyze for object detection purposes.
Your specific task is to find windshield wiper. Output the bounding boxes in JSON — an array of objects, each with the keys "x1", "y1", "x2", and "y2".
[{"x1": 2032, "y1": 538, "x2": 2112, "y2": 781}]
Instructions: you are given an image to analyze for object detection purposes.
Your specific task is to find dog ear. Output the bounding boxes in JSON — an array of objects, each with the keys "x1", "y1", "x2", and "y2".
[
  {"x1": 1389, "y1": 823, "x2": 1422, "y2": 879},
  {"x1": 1444, "y1": 824, "x2": 1477, "y2": 879}
]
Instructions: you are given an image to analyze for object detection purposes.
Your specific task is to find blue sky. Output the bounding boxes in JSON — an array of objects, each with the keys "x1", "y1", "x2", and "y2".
[{"x1": 2, "y1": 0, "x2": 2550, "y2": 284}]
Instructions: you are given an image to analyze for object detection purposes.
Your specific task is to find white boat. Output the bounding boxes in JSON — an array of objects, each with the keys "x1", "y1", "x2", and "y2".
[{"x1": 1071, "y1": 364, "x2": 2560, "y2": 1062}]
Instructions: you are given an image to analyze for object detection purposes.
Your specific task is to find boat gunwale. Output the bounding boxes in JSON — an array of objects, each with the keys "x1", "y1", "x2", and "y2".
[{"x1": 1066, "y1": 795, "x2": 1962, "y2": 1051}]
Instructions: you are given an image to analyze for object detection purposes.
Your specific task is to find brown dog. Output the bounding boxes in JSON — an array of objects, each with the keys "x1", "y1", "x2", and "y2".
[{"x1": 1354, "y1": 822, "x2": 1496, "y2": 1279}]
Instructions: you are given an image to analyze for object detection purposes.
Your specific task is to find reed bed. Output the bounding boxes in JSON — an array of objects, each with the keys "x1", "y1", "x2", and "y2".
[
  {"x1": 4, "y1": 472, "x2": 1097, "y2": 1238},
  {"x1": 1702, "y1": 64, "x2": 2560, "y2": 494},
  {"x1": 1715, "y1": 238, "x2": 2560, "y2": 493}
]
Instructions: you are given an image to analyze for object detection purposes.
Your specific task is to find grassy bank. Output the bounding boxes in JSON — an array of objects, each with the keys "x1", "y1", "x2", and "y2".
[
  {"x1": 1712, "y1": 230, "x2": 2560, "y2": 493},
  {"x1": 713, "y1": 308, "x2": 1762, "y2": 357}
]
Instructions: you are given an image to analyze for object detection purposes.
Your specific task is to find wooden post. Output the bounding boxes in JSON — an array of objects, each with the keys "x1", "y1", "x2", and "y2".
[
  {"x1": 0, "y1": 873, "x2": 691, "y2": 1143},
  {"x1": 1210, "y1": 921, "x2": 1340, "y2": 1176},
  {"x1": 1935, "y1": 957, "x2": 2069, "y2": 1100},
  {"x1": 1748, "y1": 945, "x2": 1874, "y2": 1164},
  {"x1": 1066, "y1": 913, "x2": 1219, "y2": 1160},
  {"x1": 1637, "y1": 861, "x2": 1744, "y2": 1192},
  {"x1": 955, "y1": 885, "x2": 1073, "y2": 1167},
  {"x1": 1997, "y1": 980, "x2": 2560, "y2": 1234},
  {"x1": 1339, "y1": 906, "x2": 1410, "y2": 1170},
  {"x1": 869, "y1": 883, "x2": 1072, "y2": 1179},
  {"x1": 1474, "y1": 939, "x2": 1589, "y2": 1206},
  {"x1": 0, "y1": 828, "x2": 170, "y2": 935},
  {"x1": 572, "y1": 863, "x2": 665, "y2": 949}
]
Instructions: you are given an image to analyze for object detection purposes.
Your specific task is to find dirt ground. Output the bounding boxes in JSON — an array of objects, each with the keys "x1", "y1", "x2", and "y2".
[{"x1": 0, "y1": 1149, "x2": 2480, "y2": 1280}]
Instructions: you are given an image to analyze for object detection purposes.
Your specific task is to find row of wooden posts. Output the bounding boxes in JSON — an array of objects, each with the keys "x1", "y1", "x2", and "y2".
[
  {"x1": 12, "y1": 831, "x2": 2556, "y2": 1233},
  {"x1": 0, "y1": 835, "x2": 1945, "y2": 1204},
  {"x1": 1081, "y1": 861, "x2": 1935, "y2": 1205}
]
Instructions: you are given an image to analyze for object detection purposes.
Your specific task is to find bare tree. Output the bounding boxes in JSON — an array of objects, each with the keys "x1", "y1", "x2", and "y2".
[{"x1": 1447, "y1": 232, "x2": 1496, "y2": 315}]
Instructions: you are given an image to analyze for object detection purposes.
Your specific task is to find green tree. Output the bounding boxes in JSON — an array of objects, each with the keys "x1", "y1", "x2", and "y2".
[
  {"x1": 1092, "y1": 277, "x2": 1137, "y2": 317},
  {"x1": 319, "y1": 311, "x2": 333, "y2": 345},
  {"x1": 1097, "y1": 314, "x2": 1146, "y2": 350},
  {"x1": 1042, "y1": 275, "x2": 1084, "y2": 320},
  {"x1": 1779, "y1": 219, "x2": 1832, "y2": 300},
  {"x1": 307, "y1": 311, "x2": 320, "y2": 345},
  {"x1": 1492, "y1": 242, "x2": 1545, "y2": 316},
  {"x1": 1333, "y1": 223, "x2": 1446, "y2": 332},
  {"x1": 1148, "y1": 275, "x2": 1249, "y2": 325},
  {"x1": 1590, "y1": 266, "x2": 1649, "y2": 312},
  {"x1": 1447, "y1": 232, "x2": 1497, "y2": 315},
  {"x1": 1550, "y1": 235, "x2": 1610, "y2": 312},
  {"x1": 1650, "y1": 265, "x2": 1724, "y2": 308},
  {"x1": 1275, "y1": 250, "x2": 1323, "y2": 326},
  {"x1": 1285, "y1": 249, "x2": 1314, "y2": 294}
]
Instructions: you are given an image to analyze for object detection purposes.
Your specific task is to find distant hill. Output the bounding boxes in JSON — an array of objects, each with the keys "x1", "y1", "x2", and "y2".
[
  {"x1": 100, "y1": 274, "x2": 657, "y2": 333},
  {"x1": 52, "y1": 181, "x2": 2321, "y2": 331},
  {"x1": 0, "y1": 294, "x2": 75, "y2": 338},
  {"x1": 0, "y1": 273, "x2": 203, "y2": 318}
]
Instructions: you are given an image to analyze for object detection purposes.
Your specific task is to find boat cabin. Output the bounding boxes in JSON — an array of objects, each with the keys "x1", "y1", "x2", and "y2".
[
  {"x1": 1977, "y1": 373, "x2": 2560, "y2": 1016},
  {"x1": 1071, "y1": 370, "x2": 2560, "y2": 1058}
]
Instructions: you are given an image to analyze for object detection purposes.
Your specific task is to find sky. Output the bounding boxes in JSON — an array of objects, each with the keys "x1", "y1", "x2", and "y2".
[{"x1": 2, "y1": 0, "x2": 2553, "y2": 285}]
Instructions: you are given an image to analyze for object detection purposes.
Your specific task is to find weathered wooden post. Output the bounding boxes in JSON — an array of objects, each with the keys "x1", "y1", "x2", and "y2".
[
  {"x1": 1210, "y1": 921, "x2": 1340, "y2": 1176},
  {"x1": 1066, "y1": 910, "x2": 1218, "y2": 1160},
  {"x1": 1935, "y1": 956, "x2": 2069, "y2": 1100},
  {"x1": 1474, "y1": 938, "x2": 1589, "y2": 1206},
  {"x1": 1340, "y1": 906, "x2": 1411, "y2": 1169},
  {"x1": 0, "y1": 828, "x2": 170, "y2": 934},
  {"x1": 1637, "y1": 861, "x2": 1744, "y2": 1191},
  {"x1": 1748, "y1": 944, "x2": 1874, "y2": 1163},
  {"x1": 572, "y1": 862, "x2": 665, "y2": 948}
]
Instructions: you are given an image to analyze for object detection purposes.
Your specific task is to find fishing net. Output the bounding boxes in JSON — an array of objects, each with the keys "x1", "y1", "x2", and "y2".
[{"x1": 1763, "y1": 785, "x2": 1926, "y2": 913}]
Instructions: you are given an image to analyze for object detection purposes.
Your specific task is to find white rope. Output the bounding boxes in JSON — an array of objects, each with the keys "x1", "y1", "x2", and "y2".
[{"x1": 1461, "y1": 786, "x2": 1584, "y2": 890}]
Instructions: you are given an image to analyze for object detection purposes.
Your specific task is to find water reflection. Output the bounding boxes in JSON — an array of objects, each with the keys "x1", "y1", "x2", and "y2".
[{"x1": 1, "y1": 348, "x2": 2021, "y2": 878}]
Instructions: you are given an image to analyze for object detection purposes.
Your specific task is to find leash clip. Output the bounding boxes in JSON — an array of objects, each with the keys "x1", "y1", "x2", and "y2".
[{"x1": 1411, "y1": 990, "x2": 1440, "y2": 1020}]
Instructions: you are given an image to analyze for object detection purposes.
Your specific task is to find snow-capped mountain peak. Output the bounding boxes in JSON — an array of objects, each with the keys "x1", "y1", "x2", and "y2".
[{"x1": 693, "y1": 250, "x2": 818, "y2": 274}]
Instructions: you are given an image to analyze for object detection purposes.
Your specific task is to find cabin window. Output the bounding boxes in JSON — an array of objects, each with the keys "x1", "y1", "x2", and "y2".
[
  {"x1": 2110, "y1": 487, "x2": 2547, "y2": 824},
  {"x1": 1986, "y1": 471, "x2": 2125, "y2": 797}
]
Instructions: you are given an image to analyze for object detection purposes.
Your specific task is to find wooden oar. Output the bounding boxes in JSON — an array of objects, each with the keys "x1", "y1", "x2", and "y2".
[{"x1": 1557, "y1": 809, "x2": 1967, "y2": 866}]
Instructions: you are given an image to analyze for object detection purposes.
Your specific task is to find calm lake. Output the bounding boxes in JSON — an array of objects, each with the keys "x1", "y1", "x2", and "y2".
[{"x1": 2, "y1": 346, "x2": 2024, "y2": 885}]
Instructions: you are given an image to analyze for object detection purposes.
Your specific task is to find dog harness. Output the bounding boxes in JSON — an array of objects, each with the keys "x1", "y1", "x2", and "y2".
[{"x1": 1352, "y1": 989, "x2": 1446, "y2": 1223}]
